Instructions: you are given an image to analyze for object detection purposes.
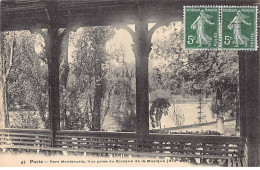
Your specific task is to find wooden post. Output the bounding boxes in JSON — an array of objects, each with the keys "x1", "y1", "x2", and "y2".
[
  {"x1": 45, "y1": 1, "x2": 61, "y2": 147},
  {"x1": 130, "y1": 4, "x2": 170, "y2": 136},
  {"x1": 239, "y1": 49, "x2": 260, "y2": 167},
  {"x1": 133, "y1": 8, "x2": 151, "y2": 136},
  {"x1": 245, "y1": 51, "x2": 260, "y2": 167},
  {"x1": 47, "y1": 27, "x2": 61, "y2": 146},
  {"x1": 240, "y1": 49, "x2": 260, "y2": 166},
  {"x1": 238, "y1": 2, "x2": 260, "y2": 166},
  {"x1": 29, "y1": 25, "x2": 69, "y2": 147},
  {"x1": 258, "y1": 48, "x2": 260, "y2": 168}
]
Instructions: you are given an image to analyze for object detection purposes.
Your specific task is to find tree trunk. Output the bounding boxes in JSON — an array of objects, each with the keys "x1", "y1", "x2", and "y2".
[
  {"x1": 215, "y1": 89, "x2": 224, "y2": 134},
  {"x1": 0, "y1": 33, "x2": 15, "y2": 129},
  {"x1": 0, "y1": 82, "x2": 9, "y2": 128},
  {"x1": 60, "y1": 34, "x2": 70, "y2": 130},
  {"x1": 63, "y1": 105, "x2": 69, "y2": 129},
  {"x1": 34, "y1": 56, "x2": 49, "y2": 129},
  {"x1": 101, "y1": 90, "x2": 111, "y2": 126},
  {"x1": 216, "y1": 116, "x2": 224, "y2": 134},
  {"x1": 38, "y1": 102, "x2": 48, "y2": 128},
  {"x1": 235, "y1": 92, "x2": 240, "y2": 131},
  {"x1": 92, "y1": 61, "x2": 102, "y2": 131}
]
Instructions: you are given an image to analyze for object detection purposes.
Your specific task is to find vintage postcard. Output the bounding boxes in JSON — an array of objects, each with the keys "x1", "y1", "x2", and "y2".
[{"x1": 0, "y1": 0, "x2": 259, "y2": 168}]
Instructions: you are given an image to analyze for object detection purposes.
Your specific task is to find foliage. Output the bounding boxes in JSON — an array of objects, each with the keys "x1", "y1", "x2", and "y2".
[
  {"x1": 1, "y1": 21, "x2": 239, "y2": 131},
  {"x1": 105, "y1": 44, "x2": 136, "y2": 132},
  {"x1": 113, "y1": 111, "x2": 136, "y2": 132},
  {"x1": 0, "y1": 31, "x2": 49, "y2": 129},
  {"x1": 2, "y1": 27, "x2": 137, "y2": 131},
  {"x1": 170, "y1": 104, "x2": 185, "y2": 126},
  {"x1": 61, "y1": 26, "x2": 133, "y2": 131},
  {"x1": 60, "y1": 27, "x2": 136, "y2": 131},
  {"x1": 150, "y1": 22, "x2": 239, "y2": 120},
  {"x1": 7, "y1": 31, "x2": 49, "y2": 128},
  {"x1": 150, "y1": 98, "x2": 170, "y2": 128},
  {"x1": 150, "y1": 89, "x2": 171, "y2": 102},
  {"x1": 210, "y1": 92, "x2": 238, "y2": 119},
  {"x1": 0, "y1": 31, "x2": 17, "y2": 128},
  {"x1": 149, "y1": 22, "x2": 187, "y2": 94},
  {"x1": 9, "y1": 111, "x2": 41, "y2": 129},
  {"x1": 61, "y1": 26, "x2": 116, "y2": 130}
]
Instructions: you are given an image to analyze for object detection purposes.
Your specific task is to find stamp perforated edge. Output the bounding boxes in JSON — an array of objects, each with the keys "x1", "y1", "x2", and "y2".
[
  {"x1": 183, "y1": 5, "x2": 221, "y2": 51},
  {"x1": 220, "y1": 6, "x2": 258, "y2": 51}
]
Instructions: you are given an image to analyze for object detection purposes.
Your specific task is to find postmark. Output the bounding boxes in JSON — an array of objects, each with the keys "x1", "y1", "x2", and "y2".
[
  {"x1": 221, "y1": 6, "x2": 258, "y2": 50},
  {"x1": 184, "y1": 6, "x2": 220, "y2": 50}
]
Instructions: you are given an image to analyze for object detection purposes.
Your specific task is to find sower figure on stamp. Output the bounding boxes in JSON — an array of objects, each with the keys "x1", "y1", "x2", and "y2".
[
  {"x1": 191, "y1": 10, "x2": 214, "y2": 47},
  {"x1": 228, "y1": 10, "x2": 251, "y2": 47}
]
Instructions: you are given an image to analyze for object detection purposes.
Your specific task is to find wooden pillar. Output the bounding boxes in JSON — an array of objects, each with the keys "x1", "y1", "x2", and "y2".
[
  {"x1": 128, "y1": 4, "x2": 169, "y2": 136},
  {"x1": 258, "y1": 48, "x2": 260, "y2": 167},
  {"x1": 47, "y1": 27, "x2": 61, "y2": 146},
  {"x1": 133, "y1": 8, "x2": 151, "y2": 136},
  {"x1": 45, "y1": 1, "x2": 61, "y2": 147},
  {"x1": 240, "y1": 49, "x2": 260, "y2": 166},
  {"x1": 258, "y1": 51, "x2": 260, "y2": 167},
  {"x1": 240, "y1": 2, "x2": 260, "y2": 165},
  {"x1": 245, "y1": 51, "x2": 259, "y2": 166},
  {"x1": 239, "y1": 3, "x2": 260, "y2": 165},
  {"x1": 29, "y1": 25, "x2": 69, "y2": 146}
]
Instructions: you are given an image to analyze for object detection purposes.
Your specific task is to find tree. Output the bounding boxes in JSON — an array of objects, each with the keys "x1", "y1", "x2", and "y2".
[
  {"x1": 60, "y1": 34, "x2": 70, "y2": 129},
  {"x1": 150, "y1": 22, "x2": 239, "y2": 132},
  {"x1": 0, "y1": 32, "x2": 15, "y2": 128},
  {"x1": 7, "y1": 31, "x2": 48, "y2": 129},
  {"x1": 182, "y1": 50, "x2": 239, "y2": 133},
  {"x1": 11, "y1": 111, "x2": 41, "y2": 129},
  {"x1": 107, "y1": 46, "x2": 136, "y2": 132},
  {"x1": 66, "y1": 26, "x2": 115, "y2": 130},
  {"x1": 149, "y1": 98, "x2": 170, "y2": 129}
]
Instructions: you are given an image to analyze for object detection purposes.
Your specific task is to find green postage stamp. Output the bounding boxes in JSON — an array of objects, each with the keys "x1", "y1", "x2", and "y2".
[
  {"x1": 222, "y1": 6, "x2": 258, "y2": 50},
  {"x1": 184, "y1": 6, "x2": 258, "y2": 50},
  {"x1": 184, "y1": 6, "x2": 220, "y2": 50}
]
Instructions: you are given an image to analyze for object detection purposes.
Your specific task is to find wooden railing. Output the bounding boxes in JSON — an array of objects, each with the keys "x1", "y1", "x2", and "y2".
[
  {"x1": 0, "y1": 129, "x2": 247, "y2": 166},
  {"x1": 54, "y1": 131, "x2": 142, "y2": 157},
  {"x1": 143, "y1": 133, "x2": 246, "y2": 166},
  {"x1": 0, "y1": 128, "x2": 52, "y2": 154}
]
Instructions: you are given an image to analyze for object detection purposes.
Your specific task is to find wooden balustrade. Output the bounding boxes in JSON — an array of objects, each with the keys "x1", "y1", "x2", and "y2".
[
  {"x1": 143, "y1": 133, "x2": 246, "y2": 166},
  {"x1": 0, "y1": 129, "x2": 247, "y2": 166},
  {"x1": 0, "y1": 128, "x2": 52, "y2": 154},
  {"x1": 54, "y1": 131, "x2": 142, "y2": 157}
]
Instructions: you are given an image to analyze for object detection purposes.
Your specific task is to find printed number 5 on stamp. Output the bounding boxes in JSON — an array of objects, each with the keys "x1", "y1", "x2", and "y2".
[
  {"x1": 184, "y1": 6, "x2": 220, "y2": 50},
  {"x1": 222, "y1": 6, "x2": 258, "y2": 50}
]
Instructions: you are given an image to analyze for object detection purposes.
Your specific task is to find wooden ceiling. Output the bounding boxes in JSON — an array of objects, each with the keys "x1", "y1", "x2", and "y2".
[{"x1": 1, "y1": 0, "x2": 258, "y2": 31}]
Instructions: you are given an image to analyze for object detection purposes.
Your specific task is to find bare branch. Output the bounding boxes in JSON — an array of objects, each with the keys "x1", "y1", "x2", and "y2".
[
  {"x1": 0, "y1": 54, "x2": 4, "y2": 76},
  {"x1": 5, "y1": 37, "x2": 15, "y2": 79}
]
